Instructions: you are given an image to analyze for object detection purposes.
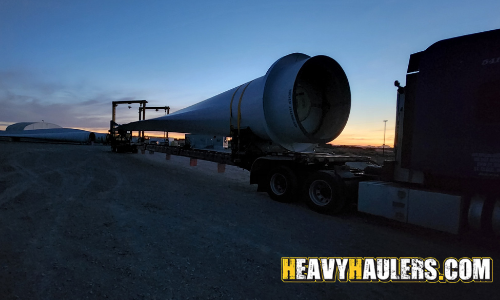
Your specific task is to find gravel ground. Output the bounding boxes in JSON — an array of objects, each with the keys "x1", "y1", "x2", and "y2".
[{"x1": 0, "y1": 141, "x2": 499, "y2": 299}]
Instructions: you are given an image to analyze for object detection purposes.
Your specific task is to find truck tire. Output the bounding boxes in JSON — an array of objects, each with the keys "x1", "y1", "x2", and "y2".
[
  {"x1": 304, "y1": 171, "x2": 346, "y2": 214},
  {"x1": 266, "y1": 166, "x2": 298, "y2": 203}
]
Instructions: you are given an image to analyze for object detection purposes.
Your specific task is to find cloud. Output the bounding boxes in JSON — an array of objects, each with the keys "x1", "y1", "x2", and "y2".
[{"x1": 0, "y1": 70, "x2": 144, "y2": 131}]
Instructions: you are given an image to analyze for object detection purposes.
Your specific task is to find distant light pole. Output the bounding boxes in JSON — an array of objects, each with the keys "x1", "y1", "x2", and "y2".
[{"x1": 383, "y1": 120, "x2": 388, "y2": 157}]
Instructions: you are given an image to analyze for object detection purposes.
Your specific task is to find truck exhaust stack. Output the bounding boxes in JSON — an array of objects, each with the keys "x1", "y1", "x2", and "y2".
[{"x1": 119, "y1": 53, "x2": 351, "y2": 151}]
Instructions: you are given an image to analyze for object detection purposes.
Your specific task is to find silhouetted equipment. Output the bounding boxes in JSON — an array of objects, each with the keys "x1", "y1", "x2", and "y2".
[
  {"x1": 111, "y1": 100, "x2": 148, "y2": 123},
  {"x1": 109, "y1": 100, "x2": 148, "y2": 152},
  {"x1": 139, "y1": 106, "x2": 170, "y2": 115}
]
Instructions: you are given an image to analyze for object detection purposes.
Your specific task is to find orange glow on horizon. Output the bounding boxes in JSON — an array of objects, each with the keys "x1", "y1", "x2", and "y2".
[
  {"x1": 1, "y1": 124, "x2": 394, "y2": 146},
  {"x1": 330, "y1": 126, "x2": 395, "y2": 147}
]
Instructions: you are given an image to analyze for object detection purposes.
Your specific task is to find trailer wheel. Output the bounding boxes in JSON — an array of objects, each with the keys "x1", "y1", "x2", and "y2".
[
  {"x1": 266, "y1": 166, "x2": 298, "y2": 203},
  {"x1": 304, "y1": 171, "x2": 346, "y2": 214}
]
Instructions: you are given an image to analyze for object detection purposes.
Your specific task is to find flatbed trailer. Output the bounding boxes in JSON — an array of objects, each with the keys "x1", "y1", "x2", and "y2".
[{"x1": 143, "y1": 142, "x2": 376, "y2": 214}]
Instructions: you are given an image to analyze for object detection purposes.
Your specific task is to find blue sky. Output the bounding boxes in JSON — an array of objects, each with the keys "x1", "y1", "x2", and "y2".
[{"x1": 1, "y1": 0, "x2": 498, "y2": 145}]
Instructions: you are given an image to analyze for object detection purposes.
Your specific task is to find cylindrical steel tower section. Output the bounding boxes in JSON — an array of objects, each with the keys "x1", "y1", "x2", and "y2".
[{"x1": 119, "y1": 53, "x2": 350, "y2": 151}]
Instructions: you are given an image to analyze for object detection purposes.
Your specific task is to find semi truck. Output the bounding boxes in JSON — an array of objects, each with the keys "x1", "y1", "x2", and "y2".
[{"x1": 115, "y1": 29, "x2": 500, "y2": 235}]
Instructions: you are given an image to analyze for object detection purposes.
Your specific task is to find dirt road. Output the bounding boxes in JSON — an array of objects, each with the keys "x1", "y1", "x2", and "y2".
[{"x1": 0, "y1": 142, "x2": 498, "y2": 299}]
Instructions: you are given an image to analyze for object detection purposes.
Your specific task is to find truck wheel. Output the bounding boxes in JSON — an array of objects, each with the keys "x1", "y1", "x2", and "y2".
[
  {"x1": 304, "y1": 171, "x2": 346, "y2": 214},
  {"x1": 266, "y1": 166, "x2": 298, "y2": 203}
]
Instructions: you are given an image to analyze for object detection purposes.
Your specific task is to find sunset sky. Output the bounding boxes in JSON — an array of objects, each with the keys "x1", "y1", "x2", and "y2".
[{"x1": 1, "y1": 0, "x2": 499, "y2": 146}]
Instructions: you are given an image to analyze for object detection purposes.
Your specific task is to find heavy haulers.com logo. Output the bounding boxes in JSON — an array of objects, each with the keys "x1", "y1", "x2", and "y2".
[{"x1": 281, "y1": 257, "x2": 492, "y2": 283}]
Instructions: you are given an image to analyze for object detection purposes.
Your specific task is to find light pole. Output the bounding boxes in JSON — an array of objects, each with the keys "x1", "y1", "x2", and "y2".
[{"x1": 383, "y1": 120, "x2": 388, "y2": 157}]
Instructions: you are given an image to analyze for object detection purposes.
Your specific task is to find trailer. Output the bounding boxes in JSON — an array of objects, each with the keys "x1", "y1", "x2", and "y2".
[
  {"x1": 116, "y1": 29, "x2": 500, "y2": 235},
  {"x1": 143, "y1": 135, "x2": 375, "y2": 214}
]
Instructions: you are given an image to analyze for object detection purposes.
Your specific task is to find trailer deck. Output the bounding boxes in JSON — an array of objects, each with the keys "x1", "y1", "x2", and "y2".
[{"x1": 144, "y1": 144, "x2": 373, "y2": 168}]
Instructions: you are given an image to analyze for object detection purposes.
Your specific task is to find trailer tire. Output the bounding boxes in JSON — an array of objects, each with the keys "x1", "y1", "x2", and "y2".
[
  {"x1": 266, "y1": 166, "x2": 298, "y2": 203},
  {"x1": 304, "y1": 171, "x2": 346, "y2": 214}
]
